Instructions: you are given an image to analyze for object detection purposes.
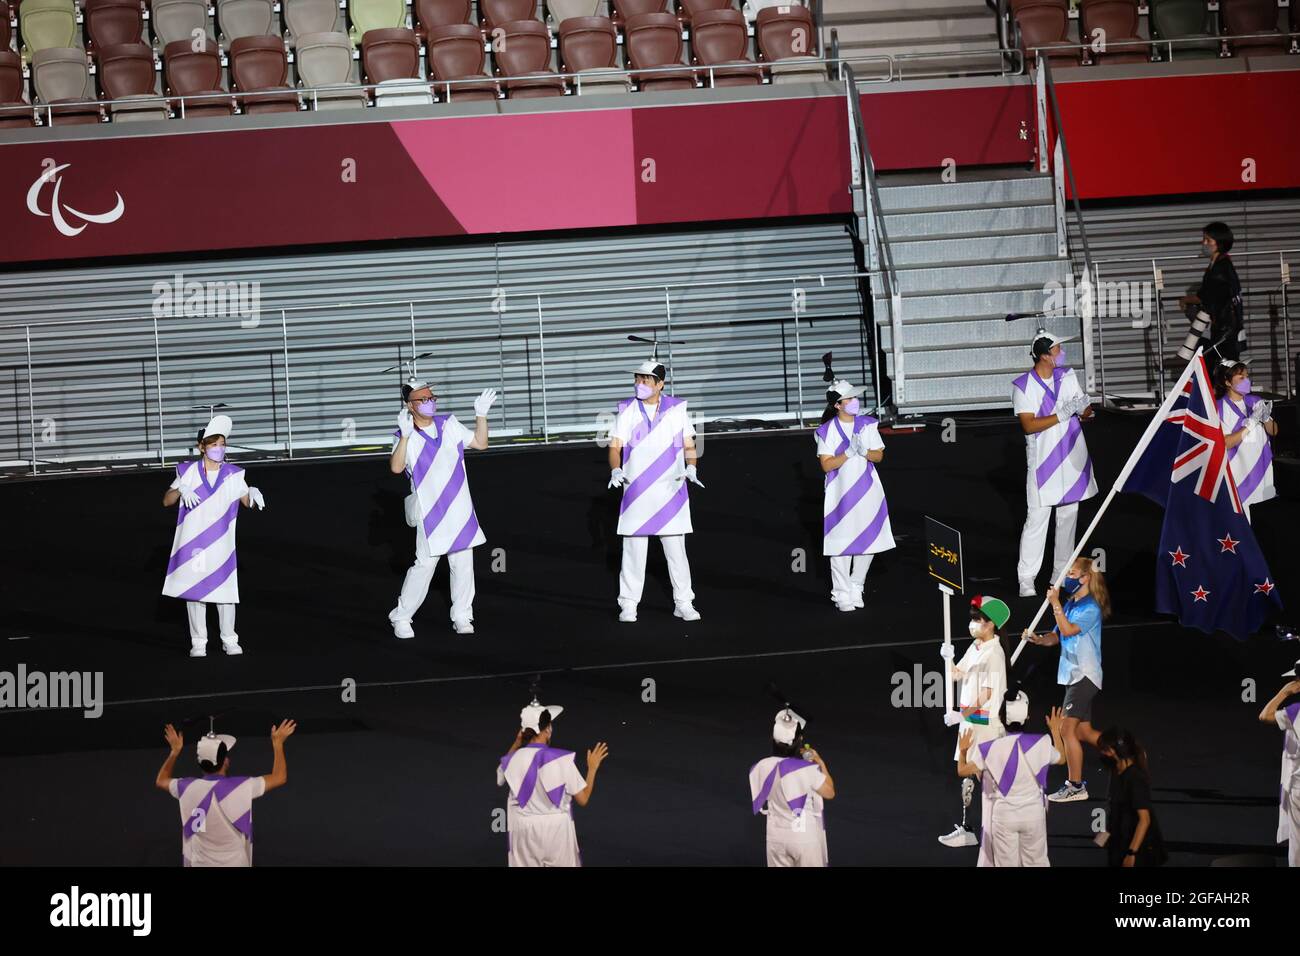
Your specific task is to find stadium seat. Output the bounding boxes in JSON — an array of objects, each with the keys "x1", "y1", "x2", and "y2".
[
  {"x1": 217, "y1": 0, "x2": 278, "y2": 43},
  {"x1": 480, "y1": 0, "x2": 538, "y2": 30},
  {"x1": 1078, "y1": 0, "x2": 1148, "y2": 62},
  {"x1": 32, "y1": 46, "x2": 103, "y2": 123},
  {"x1": 0, "y1": 1, "x2": 10, "y2": 51},
  {"x1": 676, "y1": 0, "x2": 730, "y2": 26},
  {"x1": 98, "y1": 41, "x2": 170, "y2": 120},
  {"x1": 84, "y1": 0, "x2": 145, "y2": 50},
  {"x1": 494, "y1": 18, "x2": 566, "y2": 96},
  {"x1": 361, "y1": 25, "x2": 420, "y2": 78},
  {"x1": 163, "y1": 36, "x2": 236, "y2": 115},
  {"x1": 151, "y1": 0, "x2": 212, "y2": 46},
  {"x1": 0, "y1": 50, "x2": 35, "y2": 127},
  {"x1": 229, "y1": 34, "x2": 300, "y2": 111},
  {"x1": 624, "y1": 11, "x2": 693, "y2": 88},
  {"x1": 548, "y1": 0, "x2": 606, "y2": 30},
  {"x1": 690, "y1": 8, "x2": 763, "y2": 84},
  {"x1": 295, "y1": 30, "x2": 368, "y2": 107},
  {"x1": 558, "y1": 16, "x2": 631, "y2": 93},
  {"x1": 414, "y1": 0, "x2": 472, "y2": 39},
  {"x1": 349, "y1": 0, "x2": 408, "y2": 46},
  {"x1": 1220, "y1": 0, "x2": 1286, "y2": 54},
  {"x1": 426, "y1": 22, "x2": 500, "y2": 99},
  {"x1": 1147, "y1": 0, "x2": 1218, "y2": 58},
  {"x1": 1009, "y1": 0, "x2": 1079, "y2": 66},
  {"x1": 612, "y1": 0, "x2": 671, "y2": 28},
  {"x1": 20, "y1": 0, "x2": 80, "y2": 58},
  {"x1": 284, "y1": 0, "x2": 345, "y2": 37},
  {"x1": 755, "y1": 4, "x2": 826, "y2": 82}
]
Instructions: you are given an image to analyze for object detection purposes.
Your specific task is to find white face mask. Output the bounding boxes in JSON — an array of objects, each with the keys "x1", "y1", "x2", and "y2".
[{"x1": 967, "y1": 620, "x2": 984, "y2": 638}]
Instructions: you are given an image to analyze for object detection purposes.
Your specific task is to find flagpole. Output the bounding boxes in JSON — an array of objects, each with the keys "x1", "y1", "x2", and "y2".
[{"x1": 1009, "y1": 348, "x2": 1204, "y2": 666}]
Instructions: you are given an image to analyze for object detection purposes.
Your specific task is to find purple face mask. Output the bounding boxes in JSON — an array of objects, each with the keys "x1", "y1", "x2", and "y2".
[
  {"x1": 1233, "y1": 377, "x2": 1251, "y2": 396},
  {"x1": 1053, "y1": 347, "x2": 1067, "y2": 367},
  {"x1": 635, "y1": 383, "x2": 653, "y2": 400},
  {"x1": 843, "y1": 398, "x2": 860, "y2": 415},
  {"x1": 204, "y1": 445, "x2": 226, "y2": 463},
  {"x1": 416, "y1": 399, "x2": 436, "y2": 416}
]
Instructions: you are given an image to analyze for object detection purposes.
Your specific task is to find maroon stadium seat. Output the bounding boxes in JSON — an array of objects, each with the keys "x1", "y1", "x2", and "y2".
[
  {"x1": 690, "y1": 8, "x2": 763, "y2": 85},
  {"x1": 361, "y1": 26, "x2": 422, "y2": 81},
  {"x1": 494, "y1": 18, "x2": 566, "y2": 96},
  {"x1": 755, "y1": 3, "x2": 816, "y2": 58},
  {"x1": 164, "y1": 36, "x2": 236, "y2": 116},
  {"x1": 1220, "y1": 0, "x2": 1286, "y2": 54},
  {"x1": 0, "y1": 49, "x2": 35, "y2": 127},
  {"x1": 1010, "y1": 0, "x2": 1080, "y2": 66},
  {"x1": 415, "y1": 0, "x2": 472, "y2": 39},
  {"x1": 612, "y1": 0, "x2": 669, "y2": 28},
  {"x1": 624, "y1": 11, "x2": 695, "y2": 89},
  {"x1": 1078, "y1": 0, "x2": 1149, "y2": 63},
  {"x1": 427, "y1": 22, "x2": 500, "y2": 99},
  {"x1": 677, "y1": 0, "x2": 730, "y2": 25},
  {"x1": 481, "y1": 0, "x2": 538, "y2": 29},
  {"x1": 0, "y1": 1, "x2": 10, "y2": 50},
  {"x1": 84, "y1": 0, "x2": 145, "y2": 49},
  {"x1": 558, "y1": 15, "x2": 616, "y2": 69},
  {"x1": 229, "y1": 35, "x2": 300, "y2": 112},
  {"x1": 97, "y1": 41, "x2": 170, "y2": 119}
]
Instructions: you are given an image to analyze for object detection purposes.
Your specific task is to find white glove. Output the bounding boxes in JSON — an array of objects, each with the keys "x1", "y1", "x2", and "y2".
[
  {"x1": 848, "y1": 431, "x2": 866, "y2": 457},
  {"x1": 1057, "y1": 394, "x2": 1086, "y2": 420},
  {"x1": 397, "y1": 408, "x2": 414, "y2": 438},
  {"x1": 939, "y1": 643, "x2": 955, "y2": 661},
  {"x1": 246, "y1": 487, "x2": 266, "y2": 510},
  {"x1": 1249, "y1": 399, "x2": 1273, "y2": 424},
  {"x1": 608, "y1": 467, "x2": 627, "y2": 489},
  {"x1": 943, "y1": 711, "x2": 962, "y2": 727},
  {"x1": 684, "y1": 464, "x2": 705, "y2": 488},
  {"x1": 474, "y1": 388, "x2": 498, "y2": 418},
  {"x1": 179, "y1": 489, "x2": 202, "y2": 509}
]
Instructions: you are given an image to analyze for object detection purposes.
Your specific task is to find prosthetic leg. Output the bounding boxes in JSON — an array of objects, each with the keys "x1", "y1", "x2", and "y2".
[{"x1": 938, "y1": 777, "x2": 980, "y2": 847}]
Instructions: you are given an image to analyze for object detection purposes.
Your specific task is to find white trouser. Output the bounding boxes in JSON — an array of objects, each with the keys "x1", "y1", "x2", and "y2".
[
  {"x1": 1017, "y1": 468, "x2": 1079, "y2": 585},
  {"x1": 766, "y1": 825, "x2": 828, "y2": 868},
  {"x1": 508, "y1": 813, "x2": 581, "y2": 867},
  {"x1": 390, "y1": 527, "x2": 476, "y2": 625},
  {"x1": 1285, "y1": 786, "x2": 1300, "y2": 867},
  {"x1": 988, "y1": 800, "x2": 1050, "y2": 867},
  {"x1": 186, "y1": 602, "x2": 236, "y2": 649},
  {"x1": 619, "y1": 534, "x2": 694, "y2": 608},
  {"x1": 829, "y1": 554, "x2": 873, "y2": 605}
]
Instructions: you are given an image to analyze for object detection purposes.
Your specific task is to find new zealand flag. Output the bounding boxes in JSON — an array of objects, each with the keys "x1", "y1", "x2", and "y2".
[{"x1": 1121, "y1": 355, "x2": 1282, "y2": 638}]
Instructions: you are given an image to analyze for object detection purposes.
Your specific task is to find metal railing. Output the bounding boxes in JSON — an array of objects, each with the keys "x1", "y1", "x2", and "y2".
[
  {"x1": 0, "y1": 268, "x2": 881, "y2": 477},
  {"x1": 1027, "y1": 30, "x2": 1300, "y2": 64}
]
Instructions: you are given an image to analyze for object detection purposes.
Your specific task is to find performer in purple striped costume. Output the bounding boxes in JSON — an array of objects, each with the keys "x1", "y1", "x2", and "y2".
[
  {"x1": 388, "y1": 375, "x2": 498, "y2": 637},
  {"x1": 1012, "y1": 330, "x2": 1097, "y2": 597},
  {"x1": 155, "y1": 717, "x2": 295, "y2": 867},
  {"x1": 607, "y1": 350, "x2": 703, "y2": 623},
  {"x1": 1214, "y1": 359, "x2": 1278, "y2": 521},
  {"x1": 1258, "y1": 665, "x2": 1300, "y2": 867},
  {"x1": 161, "y1": 415, "x2": 266, "y2": 658},
  {"x1": 497, "y1": 699, "x2": 609, "y2": 867},
  {"x1": 748, "y1": 707, "x2": 835, "y2": 867},
  {"x1": 956, "y1": 702, "x2": 1067, "y2": 867},
  {"x1": 815, "y1": 378, "x2": 895, "y2": 611}
]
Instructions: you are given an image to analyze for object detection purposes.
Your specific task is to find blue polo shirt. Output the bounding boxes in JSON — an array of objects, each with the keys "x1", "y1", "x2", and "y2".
[{"x1": 1054, "y1": 595, "x2": 1103, "y2": 689}]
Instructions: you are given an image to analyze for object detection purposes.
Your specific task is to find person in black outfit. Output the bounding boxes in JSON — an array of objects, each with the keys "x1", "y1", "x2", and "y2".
[
  {"x1": 1098, "y1": 727, "x2": 1168, "y2": 867},
  {"x1": 1178, "y1": 221, "x2": 1245, "y2": 361}
]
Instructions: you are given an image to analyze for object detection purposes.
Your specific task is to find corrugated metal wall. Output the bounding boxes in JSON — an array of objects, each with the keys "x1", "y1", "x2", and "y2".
[
  {"x1": 0, "y1": 221, "x2": 872, "y2": 471},
  {"x1": 1068, "y1": 194, "x2": 1300, "y2": 402}
]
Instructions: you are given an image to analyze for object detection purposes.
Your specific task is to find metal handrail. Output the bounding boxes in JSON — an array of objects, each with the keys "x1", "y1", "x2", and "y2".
[
  {"x1": 843, "y1": 62, "x2": 901, "y2": 412},
  {"x1": 1028, "y1": 29, "x2": 1300, "y2": 58}
]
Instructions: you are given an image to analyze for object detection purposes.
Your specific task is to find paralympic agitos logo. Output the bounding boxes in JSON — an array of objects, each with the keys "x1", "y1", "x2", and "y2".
[{"x1": 26, "y1": 162, "x2": 125, "y2": 237}]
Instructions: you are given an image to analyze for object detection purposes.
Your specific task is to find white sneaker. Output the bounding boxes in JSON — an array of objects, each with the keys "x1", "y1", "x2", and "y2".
[
  {"x1": 1018, "y1": 581, "x2": 1036, "y2": 598},
  {"x1": 392, "y1": 620, "x2": 415, "y2": 640},
  {"x1": 618, "y1": 607, "x2": 637, "y2": 623},
  {"x1": 452, "y1": 619, "x2": 475, "y2": 635},
  {"x1": 851, "y1": 589, "x2": 865, "y2": 609},
  {"x1": 673, "y1": 603, "x2": 701, "y2": 622},
  {"x1": 189, "y1": 645, "x2": 207, "y2": 658},
  {"x1": 835, "y1": 601, "x2": 856, "y2": 613},
  {"x1": 938, "y1": 825, "x2": 979, "y2": 847},
  {"x1": 221, "y1": 641, "x2": 243, "y2": 656}
]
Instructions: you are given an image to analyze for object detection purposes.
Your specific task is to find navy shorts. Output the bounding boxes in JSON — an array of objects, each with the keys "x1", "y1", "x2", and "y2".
[{"x1": 1063, "y1": 677, "x2": 1100, "y2": 723}]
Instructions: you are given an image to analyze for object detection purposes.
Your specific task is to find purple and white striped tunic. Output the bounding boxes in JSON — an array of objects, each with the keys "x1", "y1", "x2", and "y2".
[
  {"x1": 1011, "y1": 366, "x2": 1097, "y2": 508},
  {"x1": 169, "y1": 774, "x2": 264, "y2": 867},
  {"x1": 972, "y1": 733, "x2": 1057, "y2": 810},
  {"x1": 748, "y1": 755, "x2": 826, "y2": 829},
  {"x1": 395, "y1": 415, "x2": 486, "y2": 556},
  {"x1": 1218, "y1": 394, "x2": 1276, "y2": 517},
  {"x1": 612, "y1": 395, "x2": 695, "y2": 537},
  {"x1": 814, "y1": 414, "x2": 895, "y2": 557},
  {"x1": 497, "y1": 744, "x2": 586, "y2": 816},
  {"x1": 1276, "y1": 701, "x2": 1300, "y2": 844},
  {"x1": 162, "y1": 459, "x2": 248, "y2": 605}
]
